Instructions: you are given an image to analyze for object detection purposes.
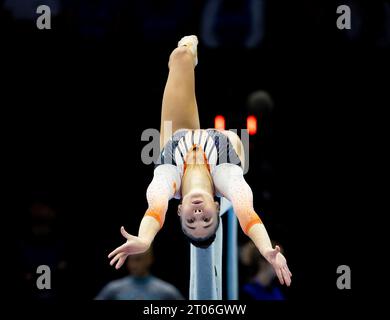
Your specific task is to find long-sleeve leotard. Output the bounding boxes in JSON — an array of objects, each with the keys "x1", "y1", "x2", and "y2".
[{"x1": 145, "y1": 163, "x2": 262, "y2": 234}]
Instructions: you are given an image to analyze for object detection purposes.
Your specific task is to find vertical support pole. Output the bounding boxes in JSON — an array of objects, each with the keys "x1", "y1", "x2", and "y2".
[{"x1": 227, "y1": 207, "x2": 238, "y2": 300}]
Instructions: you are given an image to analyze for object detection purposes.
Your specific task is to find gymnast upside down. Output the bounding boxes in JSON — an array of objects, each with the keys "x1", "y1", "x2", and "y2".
[{"x1": 108, "y1": 35, "x2": 292, "y2": 286}]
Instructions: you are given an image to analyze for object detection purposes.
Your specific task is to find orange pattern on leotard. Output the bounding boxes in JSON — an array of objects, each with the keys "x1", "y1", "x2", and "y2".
[
  {"x1": 144, "y1": 209, "x2": 164, "y2": 228},
  {"x1": 243, "y1": 214, "x2": 263, "y2": 235}
]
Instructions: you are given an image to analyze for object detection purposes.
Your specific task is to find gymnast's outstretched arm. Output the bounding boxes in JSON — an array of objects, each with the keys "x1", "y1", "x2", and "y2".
[
  {"x1": 108, "y1": 165, "x2": 180, "y2": 269},
  {"x1": 213, "y1": 164, "x2": 292, "y2": 286}
]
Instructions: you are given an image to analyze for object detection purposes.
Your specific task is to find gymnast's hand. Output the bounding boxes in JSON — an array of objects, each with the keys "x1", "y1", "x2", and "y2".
[
  {"x1": 264, "y1": 245, "x2": 292, "y2": 286},
  {"x1": 108, "y1": 226, "x2": 150, "y2": 269}
]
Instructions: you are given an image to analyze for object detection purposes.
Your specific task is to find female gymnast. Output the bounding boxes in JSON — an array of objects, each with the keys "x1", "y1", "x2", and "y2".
[{"x1": 108, "y1": 35, "x2": 292, "y2": 286}]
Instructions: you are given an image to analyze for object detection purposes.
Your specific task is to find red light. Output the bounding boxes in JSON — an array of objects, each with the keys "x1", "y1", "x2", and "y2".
[
  {"x1": 214, "y1": 115, "x2": 225, "y2": 130},
  {"x1": 247, "y1": 115, "x2": 257, "y2": 135}
]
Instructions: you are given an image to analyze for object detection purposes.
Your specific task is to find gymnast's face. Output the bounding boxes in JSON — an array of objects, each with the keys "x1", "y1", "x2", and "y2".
[{"x1": 178, "y1": 191, "x2": 219, "y2": 238}]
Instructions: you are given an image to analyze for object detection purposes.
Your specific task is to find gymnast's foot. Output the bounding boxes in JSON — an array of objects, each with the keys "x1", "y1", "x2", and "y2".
[{"x1": 178, "y1": 35, "x2": 198, "y2": 66}]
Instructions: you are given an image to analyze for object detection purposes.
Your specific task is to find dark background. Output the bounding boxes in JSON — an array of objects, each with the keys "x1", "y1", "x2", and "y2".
[{"x1": 2, "y1": 0, "x2": 388, "y2": 302}]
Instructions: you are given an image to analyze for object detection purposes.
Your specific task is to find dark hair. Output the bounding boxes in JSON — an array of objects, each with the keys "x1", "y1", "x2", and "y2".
[{"x1": 181, "y1": 215, "x2": 220, "y2": 249}]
